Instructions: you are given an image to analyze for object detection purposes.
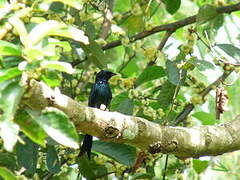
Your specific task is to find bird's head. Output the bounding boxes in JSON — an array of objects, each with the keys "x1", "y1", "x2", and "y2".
[{"x1": 96, "y1": 70, "x2": 116, "y2": 81}]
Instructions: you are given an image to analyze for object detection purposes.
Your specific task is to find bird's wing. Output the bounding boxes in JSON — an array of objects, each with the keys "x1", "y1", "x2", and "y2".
[{"x1": 88, "y1": 84, "x2": 97, "y2": 107}]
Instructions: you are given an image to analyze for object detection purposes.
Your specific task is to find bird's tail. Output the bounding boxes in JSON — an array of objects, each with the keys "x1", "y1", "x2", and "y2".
[{"x1": 79, "y1": 134, "x2": 93, "y2": 159}]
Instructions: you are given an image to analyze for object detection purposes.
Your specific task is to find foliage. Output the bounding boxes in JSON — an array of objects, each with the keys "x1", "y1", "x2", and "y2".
[{"x1": 0, "y1": 0, "x2": 240, "y2": 179}]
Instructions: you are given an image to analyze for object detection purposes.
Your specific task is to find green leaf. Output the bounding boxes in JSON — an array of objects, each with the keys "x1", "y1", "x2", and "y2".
[
  {"x1": 212, "y1": 161, "x2": 229, "y2": 172},
  {"x1": 0, "y1": 167, "x2": 17, "y2": 180},
  {"x1": 189, "y1": 60, "x2": 215, "y2": 71},
  {"x1": 77, "y1": 156, "x2": 96, "y2": 180},
  {"x1": 8, "y1": 17, "x2": 28, "y2": 47},
  {"x1": 0, "y1": 67, "x2": 22, "y2": 83},
  {"x1": 216, "y1": 44, "x2": 240, "y2": 60},
  {"x1": 92, "y1": 141, "x2": 136, "y2": 166},
  {"x1": 192, "y1": 112, "x2": 216, "y2": 125},
  {"x1": 15, "y1": 109, "x2": 46, "y2": 147},
  {"x1": 163, "y1": 0, "x2": 181, "y2": 14},
  {"x1": 24, "y1": 48, "x2": 44, "y2": 60},
  {"x1": 49, "y1": 40, "x2": 72, "y2": 52},
  {"x1": 193, "y1": 159, "x2": 209, "y2": 174},
  {"x1": 49, "y1": 0, "x2": 83, "y2": 10},
  {"x1": 40, "y1": 70, "x2": 62, "y2": 87},
  {"x1": 0, "y1": 152, "x2": 17, "y2": 171},
  {"x1": 131, "y1": 173, "x2": 154, "y2": 180},
  {"x1": 41, "y1": 60, "x2": 75, "y2": 74},
  {"x1": 16, "y1": 136, "x2": 39, "y2": 174},
  {"x1": 123, "y1": 15, "x2": 144, "y2": 35},
  {"x1": 0, "y1": 81, "x2": 24, "y2": 122},
  {"x1": 79, "y1": 39, "x2": 108, "y2": 68},
  {"x1": 0, "y1": 81, "x2": 23, "y2": 151},
  {"x1": 27, "y1": 20, "x2": 66, "y2": 47},
  {"x1": 0, "y1": 121, "x2": 19, "y2": 152},
  {"x1": 166, "y1": 60, "x2": 180, "y2": 85},
  {"x1": 50, "y1": 26, "x2": 89, "y2": 44},
  {"x1": 116, "y1": 98, "x2": 134, "y2": 115},
  {"x1": 135, "y1": 66, "x2": 165, "y2": 86},
  {"x1": 0, "y1": 40, "x2": 22, "y2": 56},
  {"x1": 110, "y1": 92, "x2": 128, "y2": 111},
  {"x1": 158, "y1": 80, "x2": 176, "y2": 109},
  {"x1": 34, "y1": 107, "x2": 79, "y2": 149},
  {"x1": 46, "y1": 146, "x2": 61, "y2": 173},
  {"x1": 197, "y1": 4, "x2": 218, "y2": 25}
]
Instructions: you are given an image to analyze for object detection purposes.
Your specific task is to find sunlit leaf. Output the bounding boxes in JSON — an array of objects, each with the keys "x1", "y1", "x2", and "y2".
[
  {"x1": 51, "y1": 26, "x2": 89, "y2": 44},
  {"x1": 0, "y1": 81, "x2": 24, "y2": 151},
  {"x1": 40, "y1": 70, "x2": 62, "y2": 87},
  {"x1": 41, "y1": 60, "x2": 75, "y2": 74},
  {"x1": 15, "y1": 109, "x2": 46, "y2": 147},
  {"x1": 27, "y1": 20, "x2": 66, "y2": 47},
  {"x1": 192, "y1": 112, "x2": 216, "y2": 125},
  {"x1": 193, "y1": 159, "x2": 209, "y2": 174},
  {"x1": 0, "y1": 67, "x2": 22, "y2": 83},
  {"x1": 8, "y1": 17, "x2": 28, "y2": 47},
  {"x1": 0, "y1": 40, "x2": 22, "y2": 56},
  {"x1": 33, "y1": 107, "x2": 79, "y2": 149},
  {"x1": 0, "y1": 167, "x2": 17, "y2": 180},
  {"x1": 0, "y1": 121, "x2": 19, "y2": 152}
]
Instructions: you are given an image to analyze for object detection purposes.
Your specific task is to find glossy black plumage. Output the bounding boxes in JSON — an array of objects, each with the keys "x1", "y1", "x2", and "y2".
[{"x1": 79, "y1": 70, "x2": 116, "y2": 159}]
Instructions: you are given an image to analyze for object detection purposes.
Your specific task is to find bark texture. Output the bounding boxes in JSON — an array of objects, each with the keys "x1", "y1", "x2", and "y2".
[{"x1": 24, "y1": 80, "x2": 240, "y2": 158}]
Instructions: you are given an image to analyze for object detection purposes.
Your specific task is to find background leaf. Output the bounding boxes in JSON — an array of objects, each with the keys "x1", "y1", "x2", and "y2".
[
  {"x1": 92, "y1": 141, "x2": 136, "y2": 166},
  {"x1": 197, "y1": 5, "x2": 218, "y2": 25},
  {"x1": 166, "y1": 60, "x2": 181, "y2": 85},
  {"x1": 193, "y1": 159, "x2": 209, "y2": 174},
  {"x1": 46, "y1": 146, "x2": 61, "y2": 173},
  {"x1": 163, "y1": 0, "x2": 181, "y2": 14},
  {"x1": 116, "y1": 98, "x2": 134, "y2": 115},
  {"x1": 158, "y1": 80, "x2": 176, "y2": 109},
  {"x1": 16, "y1": 136, "x2": 39, "y2": 174},
  {"x1": 216, "y1": 44, "x2": 240, "y2": 60},
  {"x1": 135, "y1": 66, "x2": 165, "y2": 87}
]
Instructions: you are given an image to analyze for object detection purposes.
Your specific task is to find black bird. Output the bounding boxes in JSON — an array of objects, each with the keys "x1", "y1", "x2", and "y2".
[{"x1": 79, "y1": 70, "x2": 116, "y2": 159}]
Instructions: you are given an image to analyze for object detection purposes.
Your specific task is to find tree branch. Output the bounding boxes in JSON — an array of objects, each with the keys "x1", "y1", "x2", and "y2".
[
  {"x1": 99, "y1": 0, "x2": 114, "y2": 39},
  {"x1": 175, "y1": 70, "x2": 233, "y2": 125},
  {"x1": 102, "y1": 3, "x2": 240, "y2": 50},
  {"x1": 24, "y1": 79, "x2": 240, "y2": 159}
]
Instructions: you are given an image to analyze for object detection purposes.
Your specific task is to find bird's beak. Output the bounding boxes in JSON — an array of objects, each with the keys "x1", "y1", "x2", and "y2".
[{"x1": 108, "y1": 72, "x2": 117, "y2": 77}]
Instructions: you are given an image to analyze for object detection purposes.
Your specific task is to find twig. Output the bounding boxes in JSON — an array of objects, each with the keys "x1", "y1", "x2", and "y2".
[
  {"x1": 102, "y1": 3, "x2": 240, "y2": 50},
  {"x1": 99, "y1": 0, "x2": 114, "y2": 39},
  {"x1": 147, "y1": 30, "x2": 174, "y2": 66},
  {"x1": 174, "y1": 70, "x2": 233, "y2": 125}
]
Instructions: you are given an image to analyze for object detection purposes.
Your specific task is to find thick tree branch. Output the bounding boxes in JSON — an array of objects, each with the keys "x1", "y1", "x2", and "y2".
[
  {"x1": 102, "y1": 3, "x2": 240, "y2": 50},
  {"x1": 24, "y1": 80, "x2": 240, "y2": 159}
]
